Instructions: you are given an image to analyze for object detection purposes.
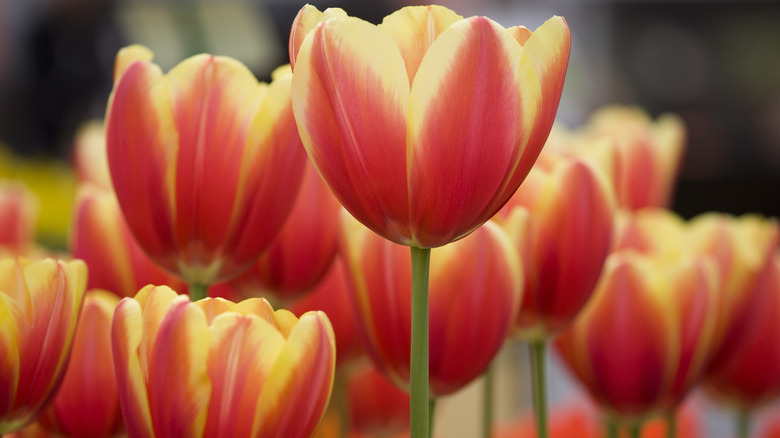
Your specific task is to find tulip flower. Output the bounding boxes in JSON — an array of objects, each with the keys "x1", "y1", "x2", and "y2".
[
  {"x1": 491, "y1": 151, "x2": 614, "y2": 437},
  {"x1": 72, "y1": 121, "x2": 112, "y2": 190},
  {"x1": 70, "y1": 183, "x2": 187, "y2": 298},
  {"x1": 228, "y1": 160, "x2": 341, "y2": 303},
  {"x1": 112, "y1": 285, "x2": 335, "y2": 438},
  {"x1": 556, "y1": 250, "x2": 719, "y2": 434},
  {"x1": 291, "y1": 6, "x2": 568, "y2": 434},
  {"x1": 340, "y1": 212, "x2": 522, "y2": 397},
  {"x1": 290, "y1": 4, "x2": 570, "y2": 249},
  {"x1": 0, "y1": 180, "x2": 39, "y2": 255},
  {"x1": 0, "y1": 258, "x2": 87, "y2": 434},
  {"x1": 28, "y1": 290, "x2": 122, "y2": 438},
  {"x1": 705, "y1": 254, "x2": 780, "y2": 438},
  {"x1": 105, "y1": 46, "x2": 307, "y2": 297}
]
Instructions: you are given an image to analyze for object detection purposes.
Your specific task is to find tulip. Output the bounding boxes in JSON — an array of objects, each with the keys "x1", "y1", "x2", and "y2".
[
  {"x1": 348, "y1": 364, "x2": 410, "y2": 437},
  {"x1": 556, "y1": 250, "x2": 719, "y2": 432},
  {"x1": 290, "y1": 4, "x2": 570, "y2": 249},
  {"x1": 0, "y1": 180, "x2": 39, "y2": 255},
  {"x1": 492, "y1": 151, "x2": 614, "y2": 437},
  {"x1": 70, "y1": 183, "x2": 187, "y2": 298},
  {"x1": 494, "y1": 151, "x2": 615, "y2": 340},
  {"x1": 112, "y1": 285, "x2": 335, "y2": 438},
  {"x1": 0, "y1": 258, "x2": 87, "y2": 434},
  {"x1": 340, "y1": 212, "x2": 522, "y2": 397},
  {"x1": 105, "y1": 45, "x2": 307, "y2": 295},
  {"x1": 72, "y1": 121, "x2": 112, "y2": 190},
  {"x1": 228, "y1": 160, "x2": 341, "y2": 303},
  {"x1": 30, "y1": 290, "x2": 122, "y2": 438}
]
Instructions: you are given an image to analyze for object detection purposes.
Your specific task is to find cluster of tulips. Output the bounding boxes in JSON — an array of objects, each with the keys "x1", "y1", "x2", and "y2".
[{"x1": 1, "y1": 3, "x2": 779, "y2": 438}]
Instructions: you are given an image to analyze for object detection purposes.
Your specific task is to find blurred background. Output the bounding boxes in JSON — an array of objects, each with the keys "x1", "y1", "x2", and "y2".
[{"x1": 1, "y1": 0, "x2": 779, "y2": 436}]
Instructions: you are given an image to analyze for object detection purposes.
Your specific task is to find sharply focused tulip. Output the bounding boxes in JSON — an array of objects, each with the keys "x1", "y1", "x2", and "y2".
[
  {"x1": 31, "y1": 290, "x2": 122, "y2": 438},
  {"x1": 228, "y1": 160, "x2": 342, "y2": 303},
  {"x1": 70, "y1": 183, "x2": 187, "y2": 298},
  {"x1": 0, "y1": 258, "x2": 87, "y2": 434},
  {"x1": 0, "y1": 180, "x2": 39, "y2": 255},
  {"x1": 706, "y1": 254, "x2": 780, "y2": 410},
  {"x1": 340, "y1": 213, "x2": 522, "y2": 396},
  {"x1": 288, "y1": 257, "x2": 363, "y2": 366},
  {"x1": 105, "y1": 45, "x2": 307, "y2": 290},
  {"x1": 112, "y1": 285, "x2": 335, "y2": 438},
  {"x1": 556, "y1": 251, "x2": 719, "y2": 424},
  {"x1": 493, "y1": 151, "x2": 615, "y2": 340},
  {"x1": 289, "y1": 4, "x2": 571, "y2": 248}
]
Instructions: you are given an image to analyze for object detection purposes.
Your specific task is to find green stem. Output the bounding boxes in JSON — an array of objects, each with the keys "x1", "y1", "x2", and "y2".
[
  {"x1": 737, "y1": 409, "x2": 751, "y2": 438},
  {"x1": 429, "y1": 398, "x2": 437, "y2": 438},
  {"x1": 629, "y1": 422, "x2": 641, "y2": 438},
  {"x1": 605, "y1": 417, "x2": 619, "y2": 438},
  {"x1": 529, "y1": 340, "x2": 548, "y2": 438},
  {"x1": 667, "y1": 411, "x2": 676, "y2": 438},
  {"x1": 189, "y1": 282, "x2": 209, "y2": 301},
  {"x1": 482, "y1": 365, "x2": 495, "y2": 438},
  {"x1": 410, "y1": 247, "x2": 431, "y2": 438}
]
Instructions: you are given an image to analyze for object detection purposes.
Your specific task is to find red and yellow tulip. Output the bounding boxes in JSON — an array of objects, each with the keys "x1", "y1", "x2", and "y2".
[
  {"x1": 493, "y1": 151, "x2": 615, "y2": 340},
  {"x1": 111, "y1": 285, "x2": 335, "y2": 438},
  {"x1": 105, "y1": 46, "x2": 307, "y2": 286},
  {"x1": 0, "y1": 258, "x2": 87, "y2": 434},
  {"x1": 340, "y1": 213, "x2": 522, "y2": 396},
  {"x1": 289, "y1": 4, "x2": 570, "y2": 248},
  {"x1": 556, "y1": 251, "x2": 719, "y2": 422},
  {"x1": 31, "y1": 290, "x2": 122, "y2": 438},
  {"x1": 70, "y1": 183, "x2": 186, "y2": 298}
]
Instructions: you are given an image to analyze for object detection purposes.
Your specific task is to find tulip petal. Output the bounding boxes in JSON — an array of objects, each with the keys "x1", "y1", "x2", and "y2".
[
  {"x1": 114, "y1": 44, "x2": 155, "y2": 83},
  {"x1": 253, "y1": 312, "x2": 335, "y2": 438},
  {"x1": 106, "y1": 60, "x2": 179, "y2": 272},
  {"x1": 289, "y1": 5, "x2": 348, "y2": 70},
  {"x1": 407, "y1": 16, "x2": 529, "y2": 247},
  {"x1": 0, "y1": 293, "x2": 23, "y2": 417},
  {"x1": 112, "y1": 297, "x2": 154, "y2": 438},
  {"x1": 147, "y1": 297, "x2": 210, "y2": 437},
  {"x1": 379, "y1": 5, "x2": 463, "y2": 83},
  {"x1": 291, "y1": 16, "x2": 412, "y2": 244},
  {"x1": 203, "y1": 313, "x2": 285, "y2": 438}
]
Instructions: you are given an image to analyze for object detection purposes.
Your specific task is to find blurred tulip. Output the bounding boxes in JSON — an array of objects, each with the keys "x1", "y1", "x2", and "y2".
[
  {"x1": 706, "y1": 254, "x2": 780, "y2": 410},
  {"x1": 31, "y1": 290, "x2": 122, "y2": 438},
  {"x1": 72, "y1": 121, "x2": 111, "y2": 190},
  {"x1": 288, "y1": 257, "x2": 363, "y2": 366},
  {"x1": 0, "y1": 258, "x2": 87, "y2": 434},
  {"x1": 340, "y1": 213, "x2": 522, "y2": 396},
  {"x1": 493, "y1": 152, "x2": 615, "y2": 340},
  {"x1": 289, "y1": 4, "x2": 570, "y2": 248},
  {"x1": 105, "y1": 45, "x2": 306, "y2": 289},
  {"x1": 70, "y1": 183, "x2": 187, "y2": 298},
  {"x1": 348, "y1": 362, "x2": 410, "y2": 436},
  {"x1": 112, "y1": 285, "x2": 335, "y2": 438},
  {"x1": 548, "y1": 106, "x2": 685, "y2": 210},
  {"x1": 0, "y1": 180, "x2": 39, "y2": 255},
  {"x1": 228, "y1": 160, "x2": 341, "y2": 303},
  {"x1": 557, "y1": 251, "x2": 719, "y2": 423}
]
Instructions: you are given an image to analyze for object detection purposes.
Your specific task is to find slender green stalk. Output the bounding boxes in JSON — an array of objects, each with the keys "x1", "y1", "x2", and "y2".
[
  {"x1": 737, "y1": 409, "x2": 751, "y2": 438},
  {"x1": 628, "y1": 422, "x2": 641, "y2": 438},
  {"x1": 410, "y1": 247, "x2": 431, "y2": 438},
  {"x1": 605, "y1": 417, "x2": 619, "y2": 438},
  {"x1": 529, "y1": 340, "x2": 548, "y2": 438},
  {"x1": 189, "y1": 282, "x2": 209, "y2": 301},
  {"x1": 667, "y1": 411, "x2": 676, "y2": 438},
  {"x1": 482, "y1": 365, "x2": 495, "y2": 438}
]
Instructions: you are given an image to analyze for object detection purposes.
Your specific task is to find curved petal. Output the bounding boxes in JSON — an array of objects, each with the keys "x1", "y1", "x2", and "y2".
[
  {"x1": 112, "y1": 297, "x2": 154, "y2": 438},
  {"x1": 147, "y1": 297, "x2": 210, "y2": 437},
  {"x1": 289, "y1": 5, "x2": 348, "y2": 70},
  {"x1": 379, "y1": 5, "x2": 463, "y2": 83},
  {"x1": 106, "y1": 60, "x2": 179, "y2": 273},
  {"x1": 0, "y1": 293, "x2": 23, "y2": 421},
  {"x1": 291, "y1": 16, "x2": 412, "y2": 244},
  {"x1": 114, "y1": 44, "x2": 155, "y2": 84},
  {"x1": 407, "y1": 16, "x2": 528, "y2": 247},
  {"x1": 203, "y1": 313, "x2": 285, "y2": 438},
  {"x1": 252, "y1": 312, "x2": 335, "y2": 438}
]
